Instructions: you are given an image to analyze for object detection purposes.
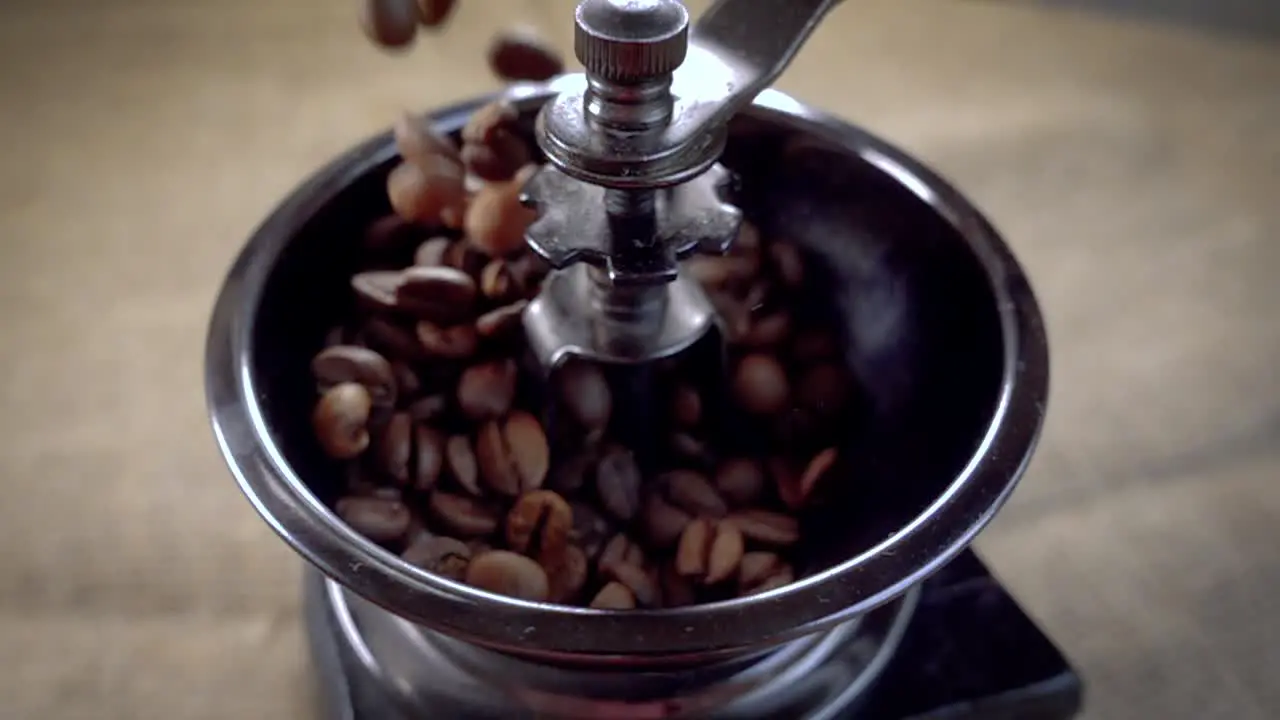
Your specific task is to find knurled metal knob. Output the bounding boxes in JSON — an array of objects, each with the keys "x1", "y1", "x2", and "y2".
[{"x1": 574, "y1": 0, "x2": 691, "y2": 83}]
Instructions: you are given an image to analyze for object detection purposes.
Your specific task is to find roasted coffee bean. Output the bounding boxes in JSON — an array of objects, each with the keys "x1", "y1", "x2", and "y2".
[
  {"x1": 395, "y1": 266, "x2": 477, "y2": 324},
  {"x1": 662, "y1": 469, "x2": 727, "y2": 518},
  {"x1": 414, "y1": 424, "x2": 446, "y2": 490},
  {"x1": 771, "y1": 457, "x2": 807, "y2": 511},
  {"x1": 394, "y1": 113, "x2": 461, "y2": 166},
  {"x1": 415, "y1": 320, "x2": 478, "y2": 359},
  {"x1": 314, "y1": 383, "x2": 373, "y2": 459},
  {"x1": 732, "y1": 353, "x2": 789, "y2": 415},
  {"x1": 569, "y1": 502, "x2": 612, "y2": 561},
  {"x1": 373, "y1": 411, "x2": 414, "y2": 484},
  {"x1": 670, "y1": 432, "x2": 715, "y2": 470},
  {"x1": 641, "y1": 492, "x2": 692, "y2": 550},
  {"x1": 363, "y1": 214, "x2": 421, "y2": 253},
  {"x1": 428, "y1": 491, "x2": 500, "y2": 537},
  {"x1": 414, "y1": 237, "x2": 452, "y2": 267},
  {"x1": 594, "y1": 445, "x2": 641, "y2": 522},
  {"x1": 362, "y1": 316, "x2": 426, "y2": 363},
  {"x1": 738, "y1": 552, "x2": 794, "y2": 596},
  {"x1": 415, "y1": 0, "x2": 457, "y2": 27},
  {"x1": 547, "y1": 544, "x2": 589, "y2": 604},
  {"x1": 547, "y1": 448, "x2": 596, "y2": 495},
  {"x1": 476, "y1": 411, "x2": 550, "y2": 497},
  {"x1": 605, "y1": 561, "x2": 659, "y2": 608},
  {"x1": 797, "y1": 363, "x2": 850, "y2": 418},
  {"x1": 402, "y1": 535, "x2": 471, "y2": 581},
  {"x1": 769, "y1": 242, "x2": 805, "y2": 288},
  {"x1": 457, "y1": 358, "x2": 517, "y2": 420},
  {"x1": 479, "y1": 259, "x2": 521, "y2": 304},
  {"x1": 599, "y1": 533, "x2": 645, "y2": 573},
  {"x1": 462, "y1": 98, "x2": 520, "y2": 146},
  {"x1": 726, "y1": 510, "x2": 799, "y2": 546},
  {"x1": 335, "y1": 495, "x2": 411, "y2": 543},
  {"x1": 465, "y1": 173, "x2": 537, "y2": 256},
  {"x1": 507, "y1": 251, "x2": 550, "y2": 293},
  {"x1": 797, "y1": 447, "x2": 838, "y2": 504},
  {"x1": 443, "y1": 239, "x2": 489, "y2": 278},
  {"x1": 387, "y1": 157, "x2": 468, "y2": 228},
  {"x1": 486, "y1": 27, "x2": 565, "y2": 82},
  {"x1": 360, "y1": 0, "x2": 419, "y2": 49},
  {"x1": 660, "y1": 564, "x2": 698, "y2": 607},
  {"x1": 506, "y1": 490, "x2": 573, "y2": 562},
  {"x1": 445, "y1": 434, "x2": 482, "y2": 495},
  {"x1": 461, "y1": 99, "x2": 529, "y2": 183},
  {"x1": 590, "y1": 581, "x2": 635, "y2": 610},
  {"x1": 676, "y1": 518, "x2": 744, "y2": 585},
  {"x1": 475, "y1": 299, "x2": 528, "y2": 345},
  {"x1": 312, "y1": 345, "x2": 397, "y2": 409},
  {"x1": 671, "y1": 383, "x2": 701, "y2": 429},
  {"x1": 741, "y1": 310, "x2": 790, "y2": 348},
  {"x1": 392, "y1": 362, "x2": 423, "y2": 399},
  {"x1": 407, "y1": 393, "x2": 447, "y2": 422},
  {"x1": 714, "y1": 458, "x2": 766, "y2": 507},
  {"x1": 351, "y1": 270, "x2": 403, "y2": 313},
  {"x1": 555, "y1": 360, "x2": 612, "y2": 434},
  {"x1": 466, "y1": 550, "x2": 549, "y2": 602}
]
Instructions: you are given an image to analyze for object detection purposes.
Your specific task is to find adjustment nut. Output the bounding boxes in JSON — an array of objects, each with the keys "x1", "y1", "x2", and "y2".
[{"x1": 574, "y1": 0, "x2": 690, "y2": 83}]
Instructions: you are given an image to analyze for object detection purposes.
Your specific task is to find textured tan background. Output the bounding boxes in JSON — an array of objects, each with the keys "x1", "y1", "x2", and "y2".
[{"x1": 1, "y1": 0, "x2": 1278, "y2": 718}]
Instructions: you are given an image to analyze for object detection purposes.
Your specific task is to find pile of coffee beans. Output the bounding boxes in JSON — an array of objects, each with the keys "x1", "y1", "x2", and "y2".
[{"x1": 310, "y1": 90, "x2": 857, "y2": 609}]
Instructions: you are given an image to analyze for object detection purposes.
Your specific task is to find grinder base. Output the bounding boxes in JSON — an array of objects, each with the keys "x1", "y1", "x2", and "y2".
[{"x1": 302, "y1": 551, "x2": 1082, "y2": 719}]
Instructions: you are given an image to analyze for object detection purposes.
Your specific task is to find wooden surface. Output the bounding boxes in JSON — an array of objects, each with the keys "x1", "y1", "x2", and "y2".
[{"x1": 0, "y1": 1, "x2": 1277, "y2": 718}]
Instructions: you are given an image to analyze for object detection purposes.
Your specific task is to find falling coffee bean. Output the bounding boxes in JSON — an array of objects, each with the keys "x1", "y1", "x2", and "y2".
[
  {"x1": 466, "y1": 550, "x2": 549, "y2": 602},
  {"x1": 415, "y1": 0, "x2": 457, "y2": 27},
  {"x1": 486, "y1": 27, "x2": 565, "y2": 83},
  {"x1": 335, "y1": 495, "x2": 411, "y2": 543},
  {"x1": 386, "y1": 156, "x2": 468, "y2": 229},
  {"x1": 314, "y1": 383, "x2": 374, "y2": 459},
  {"x1": 360, "y1": 0, "x2": 419, "y2": 49},
  {"x1": 402, "y1": 535, "x2": 472, "y2": 581},
  {"x1": 394, "y1": 113, "x2": 461, "y2": 166}
]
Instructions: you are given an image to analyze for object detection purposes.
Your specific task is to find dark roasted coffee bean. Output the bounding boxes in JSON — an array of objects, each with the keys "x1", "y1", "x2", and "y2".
[
  {"x1": 675, "y1": 518, "x2": 744, "y2": 585},
  {"x1": 335, "y1": 495, "x2": 412, "y2": 543},
  {"x1": 594, "y1": 445, "x2": 641, "y2": 522},
  {"x1": 476, "y1": 411, "x2": 550, "y2": 498},
  {"x1": 670, "y1": 433, "x2": 715, "y2": 470},
  {"x1": 414, "y1": 236, "x2": 452, "y2": 267},
  {"x1": 797, "y1": 363, "x2": 851, "y2": 418},
  {"x1": 732, "y1": 354, "x2": 789, "y2": 415},
  {"x1": 445, "y1": 435, "x2": 482, "y2": 495},
  {"x1": 714, "y1": 458, "x2": 766, "y2": 507},
  {"x1": 769, "y1": 242, "x2": 805, "y2": 288},
  {"x1": 415, "y1": 320, "x2": 478, "y2": 359},
  {"x1": 462, "y1": 136, "x2": 532, "y2": 184},
  {"x1": 462, "y1": 98, "x2": 520, "y2": 147},
  {"x1": 662, "y1": 469, "x2": 727, "y2": 518},
  {"x1": 479, "y1": 259, "x2": 523, "y2": 305},
  {"x1": 486, "y1": 27, "x2": 565, "y2": 83},
  {"x1": 671, "y1": 383, "x2": 701, "y2": 429},
  {"x1": 466, "y1": 550, "x2": 549, "y2": 602},
  {"x1": 395, "y1": 266, "x2": 477, "y2": 323},
  {"x1": 741, "y1": 310, "x2": 790, "y2": 348},
  {"x1": 555, "y1": 360, "x2": 612, "y2": 434},
  {"x1": 569, "y1": 502, "x2": 612, "y2": 561},
  {"x1": 443, "y1": 239, "x2": 490, "y2": 278},
  {"x1": 351, "y1": 270, "x2": 403, "y2": 313},
  {"x1": 641, "y1": 492, "x2": 692, "y2": 550},
  {"x1": 457, "y1": 358, "x2": 517, "y2": 420},
  {"x1": 415, "y1": 0, "x2": 457, "y2": 27},
  {"x1": 507, "y1": 252, "x2": 550, "y2": 294},
  {"x1": 362, "y1": 317, "x2": 426, "y2": 363},
  {"x1": 590, "y1": 581, "x2": 635, "y2": 610},
  {"x1": 360, "y1": 0, "x2": 419, "y2": 49},
  {"x1": 402, "y1": 535, "x2": 471, "y2": 581},
  {"x1": 547, "y1": 447, "x2": 596, "y2": 494},
  {"x1": 364, "y1": 214, "x2": 421, "y2": 253},
  {"x1": 725, "y1": 510, "x2": 799, "y2": 546},
  {"x1": 413, "y1": 424, "x2": 446, "y2": 491},
  {"x1": 476, "y1": 299, "x2": 527, "y2": 344},
  {"x1": 428, "y1": 491, "x2": 500, "y2": 537},
  {"x1": 373, "y1": 411, "x2": 413, "y2": 484},
  {"x1": 314, "y1": 383, "x2": 373, "y2": 459},
  {"x1": 392, "y1": 362, "x2": 422, "y2": 399},
  {"x1": 605, "y1": 561, "x2": 659, "y2": 608},
  {"x1": 506, "y1": 490, "x2": 573, "y2": 563},
  {"x1": 660, "y1": 564, "x2": 698, "y2": 607},
  {"x1": 407, "y1": 393, "x2": 447, "y2": 422},
  {"x1": 547, "y1": 544, "x2": 589, "y2": 605},
  {"x1": 599, "y1": 533, "x2": 645, "y2": 574},
  {"x1": 312, "y1": 345, "x2": 397, "y2": 409}
]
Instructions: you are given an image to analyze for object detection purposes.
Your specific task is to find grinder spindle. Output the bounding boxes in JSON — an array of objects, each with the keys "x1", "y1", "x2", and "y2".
[{"x1": 521, "y1": 0, "x2": 843, "y2": 371}]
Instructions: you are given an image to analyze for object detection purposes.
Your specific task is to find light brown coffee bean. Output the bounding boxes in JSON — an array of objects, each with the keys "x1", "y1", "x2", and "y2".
[
  {"x1": 457, "y1": 358, "x2": 517, "y2": 420},
  {"x1": 741, "y1": 310, "x2": 790, "y2": 348},
  {"x1": 590, "y1": 581, "x2": 635, "y2": 610},
  {"x1": 462, "y1": 98, "x2": 520, "y2": 146},
  {"x1": 476, "y1": 299, "x2": 528, "y2": 344},
  {"x1": 415, "y1": 0, "x2": 457, "y2": 27},
  {"x1": 414, "y1": 237, "x2": 452, "y2": 267},
  {"x1": 395, "y1": 266, "x2": 477, "y2": 324},
  {"x1": 445, "y1": 435, "x2": 482, "y2": 495},
  {"x1": 312, "y1": 345, "x2": 397, "y2": 409},
  {"x1": 594, "y1": 445, "x2": 641, "y2": 522},
  {"x1": 599, "y1": 533, "x2": 645, "y2": 574},
  {"x1": 662, "y1": 469, "x2": 728, "y2": 518},
  {"x1": 360, "y1": 0, "x2": 419, "y2": 49},
  {"x1": 479, "y1": 259, "x2": 521, "y2": 304},
  {"x1": 386, "y1": 157, "x2": 468, "y2": 228},
  {"x1": 363, "y1": 214, "x2": 420, "y2": 252},
  {"x1": 547, "y1": 544, "x2": 589, "y2": 604},
  {"x1": 798, "y1": 363, "x2": 851, "y2": 418},
  {"x1": 671, "y1": 383, "x2": 701, "y2": 428},
  {"x1": 415, "y1": 321, "x2": 478, "y2": 359},
  {"x1": 738, "y1": 552, "x2": 794, "y2": 595},
  {"x1": 486, "y1": 27, "x2": 565, "y2": 82},
  {"x1": 606, "y1": 561, "x2": 659, "y2": 608},
  {"x1": 314, "y1": 383, "x2": 373, "y2": 459},
  {"x1": 569, "y1": 502, "x2": 612, "y2": 561},
  {"x1": 408, "y1": 393, "x2": 447, "y2": 422},
  {"x1": 465, "y1": 174, "x2": 537, "y2": 257},
  {"x1": 769, "y1": 242, "x2": 805, "y2": 288},
  {"x1": 394, "y1": 113, "x2": 461, "y2": 166},
  {"x1": 373, "y1": 411, "x2": 413, "y2": 484},
  {"x1": 506, "y1": 490, "x2": 573, "y2": 562},
  {"x1": 476, "y1": 411, "x2": 550, "y2": 498},
  {"x1": 351, "y1": 270, "x2": 403, "y2": 313},
  {"x1": 402, "y1": 535, "x2": 471, "y2": 581},
  {"x1": 660, "y1": 564, "x2": 698, "y2": 607},
  {"x1": 675, "y1": 518, "x2": 744, "y2": 585},
  {"x1": 732, "y1": 354, "x2": 789, "y2": 415},
  {"x1": 714, "y1": 458, "x2": 766, "y2": 507},
  {"x1": 362, "y1": 317, "x2": 426, "y2": 363},
  {"x1": 555, "y1": 360, "x2": 612, "y2": 434},
  {"x1": 641, "y1": 492, "x2": 693, "y2": 550},
  {"x1": 428, "y1": 491, "x2": 500, "y2": 537},
  {"x1": 466, "y1": 550, "x2": 549, "y2": 602},
  {"x1": 335, "y1": 495, "x2": 412, "y2": 543},
  {"x1": 462, "y1": 137, "x2": 532, "y2": 184},
  {"x1": 413, "y1": 424, "x2": 446, "y2": 490},
  {"x1": 725, "y1": 510, "x2": 799, "y2": 546}
]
